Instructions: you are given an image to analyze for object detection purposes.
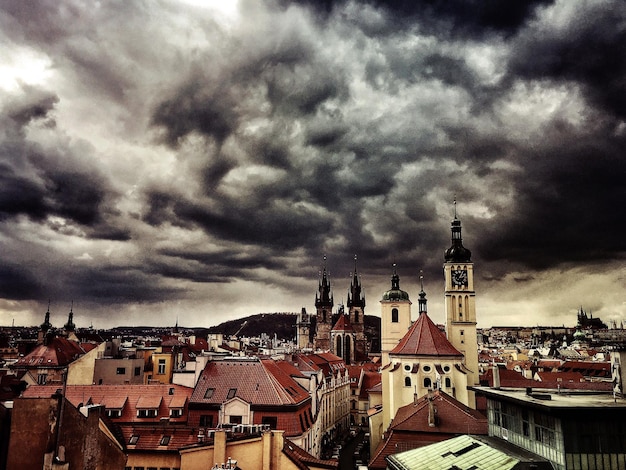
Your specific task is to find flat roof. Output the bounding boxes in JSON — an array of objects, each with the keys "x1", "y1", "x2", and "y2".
[{"x1": 472, "y1": 386, "x2": 626, "y2": 410}]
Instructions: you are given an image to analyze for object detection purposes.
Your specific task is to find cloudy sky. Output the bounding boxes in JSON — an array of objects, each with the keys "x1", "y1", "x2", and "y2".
[{"x1": 1, "y1": 0, "x2": 624, "y2": 330}]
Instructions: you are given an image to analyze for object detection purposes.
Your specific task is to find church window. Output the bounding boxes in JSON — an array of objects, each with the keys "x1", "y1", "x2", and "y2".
[
  {"x1": 404, "y1": 377, "x2": 411, "y2": 387},
  {"x1": 392, "y1": 308, "x2": 399, "y2": 323},
  {"x1": 445, "y1": 377, "x2": 451, "y2": 388},
  {"x1": 424, "y1": 378, "x2": 432, "y2": 388},
  {"x1": 423, "y1": 365, "x2": 431, "y2": 372},
  {"x1": 322, "y1": 310, "x2": 327, "y2": 322},
  {"x1": 404, "y1": 364, "x2": 411, "y2": 371},
  {"x1": 355, "y1": 311, "x2": 359, "y2": 322}
]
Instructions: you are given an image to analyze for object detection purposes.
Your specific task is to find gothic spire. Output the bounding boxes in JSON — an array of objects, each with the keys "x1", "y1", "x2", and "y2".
[
  {"x1": 347, "y1": 254, "x2": 365, "y2": 308},
  {"x1": 315, "y1": 255, "x2": 333, "y2": 308}
]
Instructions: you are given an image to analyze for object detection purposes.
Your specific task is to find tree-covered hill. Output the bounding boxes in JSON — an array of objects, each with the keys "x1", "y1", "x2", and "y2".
[{"x1": 204, "y1": 312, "x2": 381, "y2": 353}]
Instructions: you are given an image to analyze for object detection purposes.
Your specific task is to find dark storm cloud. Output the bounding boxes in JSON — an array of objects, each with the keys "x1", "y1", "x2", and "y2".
[
  {"x1": 0, "y1": 85, "x2": 128, "y2": 239},
  {"x1": 1, "y1": 0, "x2": 624, "y2": 327},
  {"x1": 0, "y1": 264, "x2": 43, "y2": 300},
  {"x1": 156, "y1": 194, "x2": 332, "y2": 251},
  {"x1": 291, "y1": 0, "x2": 553, "y2": 37},
  {"x1": 478, "y1": 130, "x2": 626, "y2": 270},
  {"x1": 508, "y1": 0, "x2": 626, "y2": 119}
]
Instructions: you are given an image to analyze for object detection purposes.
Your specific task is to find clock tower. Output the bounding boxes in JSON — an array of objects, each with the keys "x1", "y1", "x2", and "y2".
[{"x1": 443, "y1": 202, "x2": 478, "y2": 408}]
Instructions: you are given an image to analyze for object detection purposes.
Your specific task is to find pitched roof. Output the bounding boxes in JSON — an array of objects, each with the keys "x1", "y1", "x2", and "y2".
[
  {"x1": 385, "y1": 434, "x2": 553, "y2": 470},
  {"x1": 282, "y1": 439, "x2": 339, "y2": 469},
  {"x1": 390, "y1": 313, "x2": 462, "y2": 357},
  {"x1": 359, "y1": 371, "x2": 382, "y2": 400},
  {"x1": 369, "y1": 390, "x2": 487, "y2": 470},
  {"x1": 21, "y1": 384, "x2": 193, "y2": 423},
  {"x1": 191, "y1": 359, "x2": 310, "y2": 407},
  {"x1": 331, "y1": 315, "x2": 353, "y2": 332},
  {"x1": 297, "y1": 353, "x2": 346, "y2": 377},
  {"x1": 13, "y1": 337, "x2": 85, "y2": 368}
]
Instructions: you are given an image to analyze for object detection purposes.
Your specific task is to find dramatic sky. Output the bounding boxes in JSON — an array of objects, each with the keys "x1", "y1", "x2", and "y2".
[{"x1": 1, "y1": 0, "x2": 624, "y2": 330}]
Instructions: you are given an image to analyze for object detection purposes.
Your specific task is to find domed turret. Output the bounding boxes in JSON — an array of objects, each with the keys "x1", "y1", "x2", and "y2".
[{"x1": 381, "y1": 264, "x2": 410, "y2": 301}]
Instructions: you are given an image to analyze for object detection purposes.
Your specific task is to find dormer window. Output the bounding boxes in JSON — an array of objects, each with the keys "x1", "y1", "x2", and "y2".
[
  {"x1": 137, "y1": 408, "x2": 158, "y2": 418},
  {"x1": 227, "y1": 388, "x2": 237, "y2": 399},
  {"x1": 106, "y1": 409, "x2": 122, "y2": 418}
]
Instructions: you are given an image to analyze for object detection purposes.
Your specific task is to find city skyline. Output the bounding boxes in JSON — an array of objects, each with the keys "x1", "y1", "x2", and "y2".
[{"x1": 1, "y1": 0, "x2": 624, "y2": 329}]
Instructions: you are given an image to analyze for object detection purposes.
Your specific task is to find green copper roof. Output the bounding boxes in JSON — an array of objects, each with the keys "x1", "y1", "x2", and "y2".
[{"x1": 386, "y1": 435, "x2": 520, "y2": 470}]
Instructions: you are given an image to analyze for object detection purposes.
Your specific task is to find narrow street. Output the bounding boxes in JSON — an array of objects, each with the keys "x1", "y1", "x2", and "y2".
[{"x1": 338, "y1": 430, "x2": 368, "y2": 469}]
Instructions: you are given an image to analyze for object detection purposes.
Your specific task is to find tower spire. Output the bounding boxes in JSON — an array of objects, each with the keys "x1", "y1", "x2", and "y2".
[
  {"x1": 444, "y1": 199, "x2": 471, "y2": 262},
  {"x1": 418, "y1": 270, "x2": 427, "y2": 315},
  {"x1": 347, "y1": 254, "x2": 365, "y2": 309},
  {"x1": 64, "y1": 302, "x2": 76, "y2": 332}
]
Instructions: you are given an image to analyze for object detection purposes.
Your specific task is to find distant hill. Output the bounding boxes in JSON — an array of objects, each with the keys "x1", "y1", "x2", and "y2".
[{"x1": 205, "y1": 312, "x2": 381, "y2": 353}]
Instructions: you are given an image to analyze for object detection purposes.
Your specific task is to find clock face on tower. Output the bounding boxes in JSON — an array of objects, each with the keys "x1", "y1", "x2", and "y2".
[{"x1": 452, "y1": 269, "x2": 468, "y2": 287}]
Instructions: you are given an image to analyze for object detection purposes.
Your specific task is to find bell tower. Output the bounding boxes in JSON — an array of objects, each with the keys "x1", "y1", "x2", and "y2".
[
  {"x1": 443, "y1": 200, "x2": 478, "y2": 407},
  {"x1": 314, "y1": 256, "x2": 333, "y2": 351},
  {"x1": 380, "y1": 264, "x2": 411, "y2": 365}
]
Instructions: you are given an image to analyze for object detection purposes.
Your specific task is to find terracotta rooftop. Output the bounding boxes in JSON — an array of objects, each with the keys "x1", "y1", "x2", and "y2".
[
  {"x1": 359, "y1": 371, "x2": 382, "y2": 400},
  {"x1": 390, "y1": 312, "x2": 462, "y2": 357},
  {"x1": 13, "y1": 337, "x2": 86, "y2": 368},
  {"x1": 283, "y1": 439, "x2": 339, "y2": 469},
  {"x1": 22, "y1": 384, "x2": 193, "y2": 423},
  {"x1": 331, "y1": 315, "x2": 353, "y2": 332},
  {"x1": 191, "y1": 359, "x2": 310, "y2": 407},
  {"x1": 297, "y1": 353, "x2": 346, "y2": 377}
]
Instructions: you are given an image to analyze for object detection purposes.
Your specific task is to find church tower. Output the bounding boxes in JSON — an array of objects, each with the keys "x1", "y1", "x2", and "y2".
[
  {"x1": 443, "y1": 201, "x2": 478, "y2": 407},
  {"x1": 347, "y1": 255, "x2": 367, "y2": 360},
  {"x1": 314, "y1": 257, "x2": 333, "y2": 351},
  {"x1": 380, "y1": 264, "x2": 411, "y2": 364},
  {"x1": 296, "y1": 307, "x2": 311, "y2": 350}
]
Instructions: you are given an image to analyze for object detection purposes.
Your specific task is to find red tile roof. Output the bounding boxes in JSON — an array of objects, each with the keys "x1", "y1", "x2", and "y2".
[
  {"x1": 297, "y1": 353, "x2": 346, "y2": 377},
  {"x1": 13, "y1": 337, "x2": 85, "y2": 368},
  {"x1": 331, "y1": 315, "x2": 353, "y2": 332},
  {"x1": 360, "y1": 371, "x2": 382, "y2": 400},
  {"x1": 22, "y1": 384, "x2": 193, "y2": 423},
  {"x1": 390, "y1": 312, "x2": 462, "y2": 357},
  {"x1": 191, "y1": 359, "x2": 309, "y2": 406},
  {"x1": 121, "y1": 424, "x2": 199, "y2": 451},
  {"x1": 283, "y1": 439, "x2": 339, "y2": 469}
]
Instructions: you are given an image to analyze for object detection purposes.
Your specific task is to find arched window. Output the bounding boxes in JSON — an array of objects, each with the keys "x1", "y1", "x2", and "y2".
[
  {"x1": 392, "y1": 308, "x2": 399, "y2": 323},
  {"x1": 424, "y1": 378, "x2": 432, "y2": 388},
  {"x1": 322, "y1": 310, "x2": 327, "y2": 322},
  {"x1": 336, "y1": 336, "x2": 343, "y2": 358},
  {"x1": 404, "y1": 377, "x2": 411, "y2": 387},
  {"x1": 445, "y1": 377, "x2": 451, "y2": 388},
  {"x1": 354, "y1": 310, "x2": 359, "y2": 323}
]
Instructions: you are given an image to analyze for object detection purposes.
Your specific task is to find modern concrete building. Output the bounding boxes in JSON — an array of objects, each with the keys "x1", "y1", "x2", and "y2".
[{"x1": 475, "y1": 386, "x2": 626, "y2": 470}]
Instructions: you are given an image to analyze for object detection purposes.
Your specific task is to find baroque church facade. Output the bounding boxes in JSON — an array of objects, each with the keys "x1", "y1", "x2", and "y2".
[{"x1": 373, "y1": 207, "x2": 480, "y2": 450}]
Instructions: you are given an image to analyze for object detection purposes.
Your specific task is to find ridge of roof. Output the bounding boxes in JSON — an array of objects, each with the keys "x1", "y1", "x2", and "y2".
[{"x1": 390, "y1": 312, "x2": 463, "y2": 357}]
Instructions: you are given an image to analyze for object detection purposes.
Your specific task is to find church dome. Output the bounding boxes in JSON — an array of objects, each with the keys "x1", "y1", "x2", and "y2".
[{"x1": 381, "y1": 266, "x2": 410, "y2": 301}]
